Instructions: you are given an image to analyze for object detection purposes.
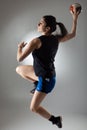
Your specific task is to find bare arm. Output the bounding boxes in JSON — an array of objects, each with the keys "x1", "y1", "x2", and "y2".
[
  {"x1": 59, "y1": 9, "x2": 80, "y2": 42},
  {"x1": 17, "y1": 38, "x2": 41, "y2": 62}
]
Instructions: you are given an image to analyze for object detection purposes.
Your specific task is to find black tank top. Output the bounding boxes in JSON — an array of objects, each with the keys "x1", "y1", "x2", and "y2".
[{"x1": 32, "y1": 35, "x2": 59, "y2": 78}]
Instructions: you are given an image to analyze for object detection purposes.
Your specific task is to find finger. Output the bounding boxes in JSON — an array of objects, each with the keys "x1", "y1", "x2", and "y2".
[
  {"x1": 18, "y1": 42, "x2": 24, "y2": 48},
  {"x1": 77, "y1": 10, "x2": 81, "y2": 15},
  {"x1": 23, "y1": 42, "x2": 27, "y2": 47}
]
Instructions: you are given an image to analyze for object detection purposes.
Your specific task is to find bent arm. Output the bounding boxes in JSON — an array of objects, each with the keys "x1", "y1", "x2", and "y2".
[
  {"x1": 17, "y1": 38, "x2": 41, "y2": 62},
  {"x1": 59, "y1": 10, "x2": 79, "y2": 42}
]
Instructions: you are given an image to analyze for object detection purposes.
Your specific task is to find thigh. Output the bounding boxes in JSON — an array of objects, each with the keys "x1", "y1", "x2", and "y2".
[
  {"x1": 16, "y1": 65, "x2": 38, "y2": 81},
  {"x1": 30, "y1": 90, "x2": 46, "y2": 110},
  {"x1": 36, "y1": 76, "x2": 56, "y2": 94}
]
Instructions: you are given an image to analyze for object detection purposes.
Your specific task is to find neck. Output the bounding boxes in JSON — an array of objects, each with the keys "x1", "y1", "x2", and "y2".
[{"x1": 42, "y1": 32, "x2": 51, "y2": 36}]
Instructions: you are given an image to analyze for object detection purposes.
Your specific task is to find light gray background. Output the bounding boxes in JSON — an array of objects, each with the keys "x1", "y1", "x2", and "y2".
[{"x1": 0, "y1": 0, "x2": 87, "y2": 130}]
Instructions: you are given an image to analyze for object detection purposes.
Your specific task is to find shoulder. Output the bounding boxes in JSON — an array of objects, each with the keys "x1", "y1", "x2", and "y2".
[{"x1": 31, "y1": 37, "x2": 41, "y2": 49}]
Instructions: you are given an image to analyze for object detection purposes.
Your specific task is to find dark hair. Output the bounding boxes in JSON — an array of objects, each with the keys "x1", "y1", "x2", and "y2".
[
  {"x1": 43, "y1": 15, "x2": 68, "y2": 38},
  {"x1": 56, "y1": 22, "x2": 68, "y2": 38},
  {"x1": 43, "y1": 15, "x2": 56, "y2": 33}
]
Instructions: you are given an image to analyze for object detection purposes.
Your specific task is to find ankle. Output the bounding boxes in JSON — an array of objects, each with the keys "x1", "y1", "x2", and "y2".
[{"x1": 49, "y1": 115, "x2": 56, "y2": 124}]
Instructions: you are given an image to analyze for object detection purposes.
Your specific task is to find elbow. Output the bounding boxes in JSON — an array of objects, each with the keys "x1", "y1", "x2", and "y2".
[
  {"x1": 73, "y1": 32, "x2": 76, "y2": 37},
  {"x1": 71, "y1": 32, "x2": 76, "y2": 39}
]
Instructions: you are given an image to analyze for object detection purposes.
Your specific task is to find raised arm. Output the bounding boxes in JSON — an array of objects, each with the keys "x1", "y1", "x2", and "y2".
[
  {"x1": 59, "y1": 9, "x2": 80, "y2": 42},
  {"x1": 17, "y1": 38, "x2": 41, "y2": 62}
]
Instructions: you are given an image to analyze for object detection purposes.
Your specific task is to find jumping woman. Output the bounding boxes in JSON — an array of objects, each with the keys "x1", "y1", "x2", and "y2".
[{"x1": 16, "y1": 8, "x2": 80, "y2": 128}]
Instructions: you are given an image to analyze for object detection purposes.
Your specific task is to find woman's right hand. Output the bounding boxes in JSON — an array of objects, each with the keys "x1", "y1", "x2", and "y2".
[{"x1": 70, "y1": 8, "x2": 80, "y2": 21}]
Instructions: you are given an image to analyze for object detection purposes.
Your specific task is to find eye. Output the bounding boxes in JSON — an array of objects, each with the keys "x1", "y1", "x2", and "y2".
[{"x1": 38, "y1": 22, "x2": 42, "y2": 26}]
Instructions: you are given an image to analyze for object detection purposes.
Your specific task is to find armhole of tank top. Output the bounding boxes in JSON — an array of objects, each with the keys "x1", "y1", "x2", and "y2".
[{"x1": 37, "y1": 37, "x2": 42, "y2": 49}]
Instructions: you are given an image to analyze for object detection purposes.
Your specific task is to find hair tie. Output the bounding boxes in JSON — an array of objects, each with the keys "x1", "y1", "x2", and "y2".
[{"x1": 56, "y1": 22, "x2": 59, "y2": 25}]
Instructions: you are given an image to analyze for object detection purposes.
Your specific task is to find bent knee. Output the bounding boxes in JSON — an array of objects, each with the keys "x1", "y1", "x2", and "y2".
[
  {"x1": 16, "y1": 66, "x2": 20, "y2": 74},
  {"x1": 16, "y1": 66, "x2": 24, "y2": 76},
  {"x1": 30, "y1": 105, "x2": 38, "y2": 113}
]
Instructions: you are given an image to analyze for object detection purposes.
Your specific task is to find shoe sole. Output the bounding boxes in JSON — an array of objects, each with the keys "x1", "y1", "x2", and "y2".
[{"x1": 58, "y1": 116, "x2": 62, "y2": 128}]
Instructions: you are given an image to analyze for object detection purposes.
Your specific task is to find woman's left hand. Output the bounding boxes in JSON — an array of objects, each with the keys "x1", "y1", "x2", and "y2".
[{"x1": 18, "y1": 42, "x2": 27, "y2": 49}]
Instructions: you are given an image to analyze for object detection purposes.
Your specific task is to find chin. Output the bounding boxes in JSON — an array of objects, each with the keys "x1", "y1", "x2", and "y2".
[
  {"x1": 37, "y1": 28, "x2": 40, "y2": 32},
  {"x1": 38, "y1": 29, "x2": 42, "y2": 33}
]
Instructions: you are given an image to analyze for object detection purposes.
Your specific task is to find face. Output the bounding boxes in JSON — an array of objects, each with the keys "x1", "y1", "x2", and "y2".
[{"x1": 37, "y1": 18, "x2": 47, "y2": 33}]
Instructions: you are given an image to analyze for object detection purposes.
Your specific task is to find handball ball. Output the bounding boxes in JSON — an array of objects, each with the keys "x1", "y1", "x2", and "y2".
[{"x1": 70, "y1": 3, "x2": 82, "y2": 14}]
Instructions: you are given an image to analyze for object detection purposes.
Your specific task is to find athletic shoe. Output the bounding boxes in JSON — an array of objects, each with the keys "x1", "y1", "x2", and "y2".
[
  {"x1": 30, "y1": 81, "x2": 38, "y2": 94},
  {"x1": 54, "y1": 116, "x2": 62, "y2": 128}
]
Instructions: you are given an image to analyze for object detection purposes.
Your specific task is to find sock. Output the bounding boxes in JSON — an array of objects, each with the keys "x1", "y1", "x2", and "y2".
[{"x1": 49, "y1": 115, "x2": 57, "y2": 124}]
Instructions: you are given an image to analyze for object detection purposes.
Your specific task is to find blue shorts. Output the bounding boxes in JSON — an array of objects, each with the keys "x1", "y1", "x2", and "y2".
[{"x1": 36, "y1": 76, "x2": 56, "y2": 94}]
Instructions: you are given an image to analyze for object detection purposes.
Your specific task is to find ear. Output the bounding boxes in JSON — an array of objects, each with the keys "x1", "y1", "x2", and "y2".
[{"x1": 46, "y1": 26, "x2": 50, "y2": 32}]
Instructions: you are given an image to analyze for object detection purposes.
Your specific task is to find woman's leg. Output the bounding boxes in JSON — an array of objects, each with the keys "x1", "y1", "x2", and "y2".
[
  {"x1": 30, "y1": 90, "x2": 62, "y2": 128},
  {"x1": 16, "y1": 66, "x2": 62, "y2": 128},
  {"x1": 30, "y1": 90, "x2": 51, "y2": 119},
  {"x1": 16, "y1": 65, "x2": 38, "y2": 82}
]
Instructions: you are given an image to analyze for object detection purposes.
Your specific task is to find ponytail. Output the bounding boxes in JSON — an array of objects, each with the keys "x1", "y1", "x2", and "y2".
[
  {"x1": 43, "y1": 15, "x2": 68, "y2": 36},
  {"x1": 56, "y1": 22, "x2": 68, "y2": 38}
]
